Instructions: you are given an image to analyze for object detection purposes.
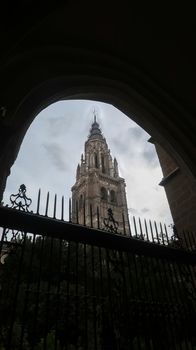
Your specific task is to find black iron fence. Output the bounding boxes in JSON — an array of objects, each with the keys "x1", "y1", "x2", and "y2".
[
  {"x1": 2, "y1": 185, "x2": 196, "y2": 251},
  {"x1": 0, "y1": 185, "x2": 196, "y2": 349}
]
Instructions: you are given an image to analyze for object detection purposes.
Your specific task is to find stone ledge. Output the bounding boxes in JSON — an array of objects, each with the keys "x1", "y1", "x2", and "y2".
[{"x1": 159, "y1": 167, "x2": 180, "y2": 186}]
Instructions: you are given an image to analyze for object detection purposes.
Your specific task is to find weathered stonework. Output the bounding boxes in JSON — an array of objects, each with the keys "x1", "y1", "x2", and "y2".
[
  {"x1": 149, "y1": 139, "x2": 196, "y2": 233},
  {"x1": 71, "y1": 117, "x2": 129, "y2": 234}
]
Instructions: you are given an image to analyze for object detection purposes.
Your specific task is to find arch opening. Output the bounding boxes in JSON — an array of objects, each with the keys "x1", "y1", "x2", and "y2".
[
  {"x1": 1, "y1": 73, "x2": 196, "y2": 232},
  {"x1": 3, "y1": 99, "x2": 177, "y2": 230}
]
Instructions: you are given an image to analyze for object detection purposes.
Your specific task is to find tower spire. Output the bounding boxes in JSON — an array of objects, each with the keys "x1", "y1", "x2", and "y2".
[
  {"x1": 93, "y1": 108, "x2": 96, "y2": 123},
  {"x1": 88, "y1": 109, "x2": 103, "y2": 139}
]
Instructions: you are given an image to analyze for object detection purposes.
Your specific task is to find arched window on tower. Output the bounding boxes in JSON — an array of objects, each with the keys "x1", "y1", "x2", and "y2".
[
  {"x1": 94, "y1": 152, "x2": 98, "y2": 168},
  {"x1": 79, "y1": 194, "x2": 83, "y2": 209},
  {"x1": 90, "y1": 154, "x2": 94, "y2": 167},
  {"x1": 110, "y1": 190, "x2": 116, "y2": 204},
  {"x1": 101, "y1": 154, "x2": 105, "y2": 173},
  {"x1": 75, "y1": 200, "x2": 79, "y2": 220},
  {"x1": 100, "y1": 187, "x2": 107, "y2": 201}
]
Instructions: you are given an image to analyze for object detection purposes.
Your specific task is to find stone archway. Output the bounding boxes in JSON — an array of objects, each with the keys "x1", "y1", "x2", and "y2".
[{"x1": 0, "y1": 47, "x2": 195, "y2": 201}]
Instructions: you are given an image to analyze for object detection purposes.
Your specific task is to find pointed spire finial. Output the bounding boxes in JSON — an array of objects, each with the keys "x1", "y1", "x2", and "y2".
[
  {"x1": 88, "y1": 108, "x2": 103, "y2": 139},
  {"x1": 93, "y1": 108, "x2": 96, "y2": 123}
]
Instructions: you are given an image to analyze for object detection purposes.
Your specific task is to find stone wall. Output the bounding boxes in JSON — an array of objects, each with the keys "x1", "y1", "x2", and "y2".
[{"x1": 153, "y1": 143, "x2": 196, "y2": 233}]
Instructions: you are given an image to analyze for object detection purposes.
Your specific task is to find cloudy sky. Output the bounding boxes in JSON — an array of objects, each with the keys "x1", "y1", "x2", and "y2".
[{"x1": 3, "y1": 100, "x2": 173, "y2": 227}]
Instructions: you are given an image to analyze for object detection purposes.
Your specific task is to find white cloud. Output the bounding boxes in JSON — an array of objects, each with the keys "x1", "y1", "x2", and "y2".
[{"x1": 43, "y1": 142, "x2": 68, "y2": 172}]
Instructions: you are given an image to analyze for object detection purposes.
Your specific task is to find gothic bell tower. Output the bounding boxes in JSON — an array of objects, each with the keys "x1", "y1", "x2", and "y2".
[{"x1": 71, "y1": 114, "x2": 129, "y2": 234}]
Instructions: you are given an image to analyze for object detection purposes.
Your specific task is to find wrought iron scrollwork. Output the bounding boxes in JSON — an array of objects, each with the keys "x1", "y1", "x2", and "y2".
[
  {"x1": 3, "y1": 227, "x2": 26, "y2": 243},
  {"x1": 0, "y1": 228, "x2": 25, "y2": 264},
  {"x1": 103, "y1": 208, "x2": 119, "y2": 234},
  {"x1": 9, "y1": 184, "x2": 30, "y2": 244},
  {"x1": 10, "y1": 184, "x2": 32, "y2": 211},
  {"x1": 0, "y1": 185, "x2": 31, "y2": 264}
]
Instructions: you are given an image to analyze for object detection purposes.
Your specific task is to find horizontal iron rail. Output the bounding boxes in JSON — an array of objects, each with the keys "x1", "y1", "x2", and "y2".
[{"x1": 0, "y1": 206, "x2": 195, "y2": 264}]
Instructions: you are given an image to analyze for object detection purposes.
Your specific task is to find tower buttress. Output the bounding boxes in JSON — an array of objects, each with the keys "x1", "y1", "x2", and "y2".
[
  {"x1": 76, "y1": 164, "x2": 80, "y2": 180},
  {"x1": 114, "y1": 158, "x2": 119, "y2": 177}
]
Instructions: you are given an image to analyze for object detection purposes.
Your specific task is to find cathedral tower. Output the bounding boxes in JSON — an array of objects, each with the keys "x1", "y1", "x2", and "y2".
[{"x1": 71, "y1": 114, "x2": 129, "y2": 234}]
